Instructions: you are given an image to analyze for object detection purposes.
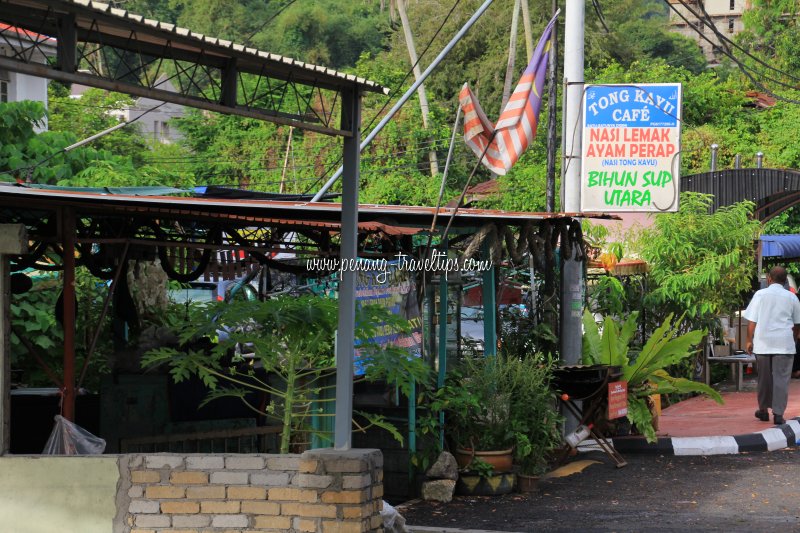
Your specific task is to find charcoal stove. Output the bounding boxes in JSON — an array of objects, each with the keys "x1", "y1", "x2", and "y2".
[
  {"x1": 552, "y1": 364, "x2": 627, "y2": 468},
  {"x1": 552, "y1": 365, "x2": 622, "y2": 401}
]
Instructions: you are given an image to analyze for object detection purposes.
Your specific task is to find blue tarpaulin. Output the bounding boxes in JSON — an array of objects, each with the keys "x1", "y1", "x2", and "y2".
[{"x1": 760, "y1": 235, "x2": 800, "y2": 259}]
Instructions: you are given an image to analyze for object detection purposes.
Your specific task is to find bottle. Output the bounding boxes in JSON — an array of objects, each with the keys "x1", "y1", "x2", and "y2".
[{"x1": 565, "y1": 423, "x2": 593, "y2": 448}]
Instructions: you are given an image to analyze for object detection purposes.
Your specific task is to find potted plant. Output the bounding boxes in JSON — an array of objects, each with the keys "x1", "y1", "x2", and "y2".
[
  {"x1": 582, "y1": 310, "x2": 723, "y2": 442},
  {"x1": 436, "y1": 352, "x2": 562, "y2": 495}
]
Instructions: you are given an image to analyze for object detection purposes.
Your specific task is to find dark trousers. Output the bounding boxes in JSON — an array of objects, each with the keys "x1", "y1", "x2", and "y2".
[{"x1": 756, "y1": 354, "x2": 794, "y2": 416}]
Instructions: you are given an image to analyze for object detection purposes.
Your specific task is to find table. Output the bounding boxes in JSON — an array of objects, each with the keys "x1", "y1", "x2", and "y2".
[{"x1": 705, "y1": 354, "x2": 756, "y2": 391}]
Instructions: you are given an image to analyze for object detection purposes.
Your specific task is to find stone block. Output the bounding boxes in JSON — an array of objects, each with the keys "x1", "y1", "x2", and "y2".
[
  {"x1": 211, "y1": 514, "x2": 249, "y2": 528},
  {"x1": 128, "y1": 500, "x2": 160, "y2": 514},
  {"x1": 299, "y1": 458, "x2": 319, "y2": 473},
  {"x1": 160, "y1": 501, "x2": 200, "y2": 514},
  {"x1": 426, "y1": 451, "x2": 459, "y2": 480},
  {"x1": 253, "y1": 515, "x2": 292, "y2": 529},
  {"x1": 145, "y1": 485, "x2": 186, "y2": 499},
  {"x1": 172, "y1": 514, "x2": 212, "y2": 528},
  {"x1": 240, "y1": 501, "x2": 280, "y2": 515},
  {"x1": 280, "y1": 502, "x2": 337, "y2": 519},
  {"x1": 250, "y1": 472, "x2": 290, "y2": 486},
  {"x1": 227, "y1": 486, "x2": 267, "y2": 500},
  {"x1": 321, "y1": 490, "x2": 366, "y2": 504},
  {"x1": 131, "y1": 470, "x2": 161, "y2": 484},
  {"x1": 421, "y1": 479, "x2": 456, "y2": 503},
  {"x1": 342, "y1": 474, "x2": 371, "y2": 490},
  {"x1": 186, "y1": 485, "x2": 226, "y2": 499},
  {"x1": 267, "y1": 487, "x2": 318, "y2": 502},
  {"x1": 294, "y1": 517, "x2": 319, "y2": 532},
  {"x1": 225, "y1": 456, "x2": 266, "y2": 470},
  {"x1": 265, "y1": 456, "x2": 300, "y2": 471},
  {"x1": 186, "y1": 456, "x2": 224, "y2": 470},
  {"x1": 128, "y1": 485, "x2": 144, "y2": 498},
  {"x1": 322, "y1": 459, "x2": 367, "y2": 473},
  {"x1": 201, "y1": 500, "x2": 241, "y2": 514},
  {"x1": 170, "y1": 471, "x2": 209, "y2": 484},
  {"x1": 145, "y1": 455, "x2": 184, "y2": 469},
  {"x1": 134, "y1": 514, "x2": 171, "y2": 528},
  {"x1": 297, "y1": 473, "x2": 334, "y2": 489},
  {"x1": 210, "y1": 471, "x2": 249, "y2": 485},
  {"x1": 321, "y1": 519, "x2": 366, "y2": 533}
]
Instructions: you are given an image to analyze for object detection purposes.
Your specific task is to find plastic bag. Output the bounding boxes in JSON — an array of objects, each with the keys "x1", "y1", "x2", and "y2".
[
  {"x1": 381, "y1": 500, "x2": 409, "y2": 533},
  {"x1": 42, "y1": 415, "x2": 106, "y2": 455}
]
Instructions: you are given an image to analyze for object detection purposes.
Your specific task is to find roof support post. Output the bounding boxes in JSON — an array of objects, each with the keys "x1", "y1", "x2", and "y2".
[
  {"x1": 0, "y1": 224, "x2": 27, "y2": 455},
  {"x1": 221, "y1": 58, "x2": 238, "y2": 107},
  {"x1": 61, "y1": 208, "x2": 77, "y2": 422},
  {"x1": 334, "y1": 87, "x2": 361, "y2": 450},
  {"x1": 57, "y1": 13, "x2": 77, "y2": 74}
]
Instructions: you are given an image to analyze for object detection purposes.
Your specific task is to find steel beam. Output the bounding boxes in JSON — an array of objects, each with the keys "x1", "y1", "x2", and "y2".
[
  {"x1": 56, "y1": 12, "x2": 76, "y2": 73},
  {"x1": 333, "y1": 87, "x2": 361, "y2": 450},
  {"x1": 0, "y1": 224, "x2": 27, "y2": 455},
  {"x1": 0, "y1": 56, "x2": 349, "y2": 137},
  {"x1": 61, "y1": 208, "x2": 77, "y2": 422}
]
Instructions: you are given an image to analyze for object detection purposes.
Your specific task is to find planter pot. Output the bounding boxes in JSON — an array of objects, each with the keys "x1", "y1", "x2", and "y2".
[
  {"x1": 516, "y1": 473, "x2": 540, "y2": 493},
  {"x1": 455, "y1": 447, "x2": 513, "y2": 472},
  {"x1": 456, "y1": 471, "x2": 516, "y2": 496}
]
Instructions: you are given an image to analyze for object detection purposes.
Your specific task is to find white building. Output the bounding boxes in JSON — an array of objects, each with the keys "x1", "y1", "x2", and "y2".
[
  {"x1": 668, "y1": 0, "x2": 751, "y2": 64},
  {"x1": 0, "y1": 23, "x2": 57, "y2": 130},
  {"x1": 71, "y1": 74, "x2": 185, "y2": 145}
]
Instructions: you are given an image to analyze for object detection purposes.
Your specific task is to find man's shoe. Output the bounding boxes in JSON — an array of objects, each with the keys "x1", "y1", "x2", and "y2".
[
  {"x1": 755, "y1": 410, "x2": 769, "y2": 421},
  {"x1": 774, "y1": 415, "x2": 786, "y2": 425}
]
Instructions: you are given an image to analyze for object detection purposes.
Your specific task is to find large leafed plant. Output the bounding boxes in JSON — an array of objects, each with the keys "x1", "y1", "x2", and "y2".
[{"x1": 582, "y1": 310, "x2": 723, "y2": 442}]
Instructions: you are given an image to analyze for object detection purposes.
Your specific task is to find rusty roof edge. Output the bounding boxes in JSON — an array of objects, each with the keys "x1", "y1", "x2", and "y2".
[{"x1": 0, "y1": 186, "x2": 621, "y2": 221}]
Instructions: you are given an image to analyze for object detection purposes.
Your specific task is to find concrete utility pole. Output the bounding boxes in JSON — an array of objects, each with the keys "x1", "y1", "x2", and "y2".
[
  {"x1": 396, "y1": 0, "x2": 440, "y2": 177},
  {"x1": 560, "y1": 0, "x2": 585, "y2": 369},
  {"x1": 562, "y1": 0, "x2": 584, "y2": 214}
]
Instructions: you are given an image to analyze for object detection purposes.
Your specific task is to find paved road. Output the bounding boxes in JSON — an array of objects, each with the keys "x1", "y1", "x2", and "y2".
[{"x1": 400, "y1": 449, "x2": 800, "y2": 532}]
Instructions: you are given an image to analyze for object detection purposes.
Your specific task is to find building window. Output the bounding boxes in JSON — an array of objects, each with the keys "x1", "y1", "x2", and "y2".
[
  {"x1": 728, "y1": 18, "x2": 735, "y2": 33},
  {"x1": 0, "y1": 81, "x2": 7, "y2": 103},
  {"x1": 161, "y1": 121, "x2": 170, "y2": 138},
  {"x1": 730, "y1": 0, "x2": 735, "y2": 10}
]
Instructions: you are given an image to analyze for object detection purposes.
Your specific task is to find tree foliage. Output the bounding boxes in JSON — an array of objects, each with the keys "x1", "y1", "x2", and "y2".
[{"x1": 639, "y1": 192, "x2": 761, "y2": 322}]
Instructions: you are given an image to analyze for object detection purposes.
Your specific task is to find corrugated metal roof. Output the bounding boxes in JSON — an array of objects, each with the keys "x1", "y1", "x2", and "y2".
[
  {"x1": 761, "y1": 235, "x2": 800, "y2": 259},
  {"x1": 18, "y1": 0, "x2": 387, "y2": 94},
  {"x1": 0, "y1": 185, "x2": 619, "y2": 229}
]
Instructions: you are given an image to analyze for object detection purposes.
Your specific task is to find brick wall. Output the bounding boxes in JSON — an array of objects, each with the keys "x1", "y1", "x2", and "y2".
[{"x1": 119, "y1": 449, "x2": 384, "y2": 533}]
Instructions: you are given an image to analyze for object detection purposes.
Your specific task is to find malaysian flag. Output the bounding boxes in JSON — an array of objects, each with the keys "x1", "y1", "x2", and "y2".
[{"x1": 459, "y1": 12, "x2": 558, "y2": 175}]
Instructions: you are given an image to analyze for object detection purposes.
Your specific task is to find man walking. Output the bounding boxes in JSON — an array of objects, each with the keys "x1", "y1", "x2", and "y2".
[{"x1": 745, "y1": 266, "x2": 800, "y2": 425}]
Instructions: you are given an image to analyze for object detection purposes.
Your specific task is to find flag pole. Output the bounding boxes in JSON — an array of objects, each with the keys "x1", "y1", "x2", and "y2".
[
  {"x1": 545, "y1": 0, "x2": 559, "y2": 213},
  {"x1": 311, "y1": 0, "x2": 496, "y2": 202}
]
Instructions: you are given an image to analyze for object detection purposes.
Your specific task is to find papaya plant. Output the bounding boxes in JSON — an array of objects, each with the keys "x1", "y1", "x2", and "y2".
[
  {"x1": 582, "y1": 310, "x2": 723, "y2": 442},
  {"x1": 142, "y1": 295, "x2": 431, "y2": 453}
]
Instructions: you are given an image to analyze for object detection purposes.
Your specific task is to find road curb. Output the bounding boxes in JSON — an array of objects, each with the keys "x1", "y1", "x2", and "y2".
[{"x1": 606, "y1": 416, "x2": 800, "y2": 455}]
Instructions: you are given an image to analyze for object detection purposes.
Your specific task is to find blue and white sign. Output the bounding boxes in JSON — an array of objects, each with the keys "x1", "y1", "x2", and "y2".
[{"x1": 581, "y1": 83, "x2": 682, "y2": 212}]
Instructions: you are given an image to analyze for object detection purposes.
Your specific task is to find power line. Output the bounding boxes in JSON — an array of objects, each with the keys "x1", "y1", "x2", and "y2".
[
  {"x1": 664, "y1": 0, "x2": 800, "y2": 106},
  {"x1": 302, "y1": 0, "x2": 465, "y2": 194}
]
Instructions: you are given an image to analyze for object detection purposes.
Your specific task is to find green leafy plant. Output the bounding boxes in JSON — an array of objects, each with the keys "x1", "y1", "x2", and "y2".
[
  {"x1": 583, "y1": 310, "x2": 723, "y2": 442},
  {"x1": 142, "y1": 295, "x2": 431, "y2": 453},
  {"x1": 433, "y1": 353, "x2": 562, "y2": 475}
]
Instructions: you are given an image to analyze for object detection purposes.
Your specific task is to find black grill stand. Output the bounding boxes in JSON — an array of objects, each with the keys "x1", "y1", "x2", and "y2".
[{"x1": 557, "y1": 375, "x2": 627, "y2": 468}]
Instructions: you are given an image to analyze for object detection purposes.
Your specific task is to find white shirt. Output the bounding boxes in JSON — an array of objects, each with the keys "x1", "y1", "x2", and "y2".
[{"x1": 743, "y1": 283, "x2": 800, "y2": 355}]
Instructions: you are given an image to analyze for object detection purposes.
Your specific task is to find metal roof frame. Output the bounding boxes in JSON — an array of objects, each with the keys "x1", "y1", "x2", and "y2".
[{"x1": 0, "y1": 0, "x2": 387, "y2": 136}]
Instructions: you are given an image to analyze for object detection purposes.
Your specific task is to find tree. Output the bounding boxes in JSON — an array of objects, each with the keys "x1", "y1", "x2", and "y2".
[{"x1": 638, "y1": 192, "x2": 761, "y2": 324}]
